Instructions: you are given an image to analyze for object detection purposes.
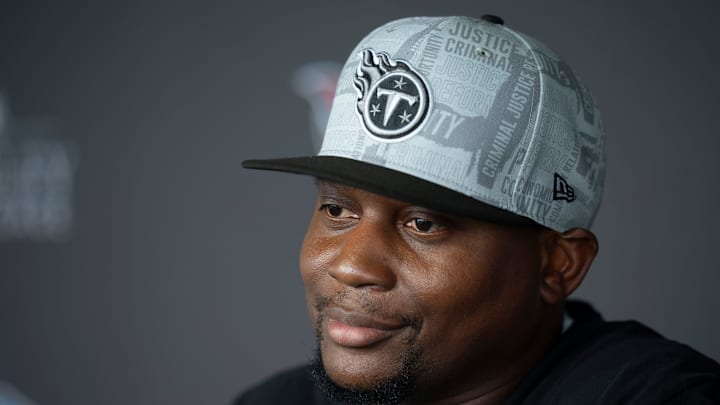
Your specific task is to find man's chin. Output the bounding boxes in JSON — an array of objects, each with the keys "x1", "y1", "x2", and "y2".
[
  {"x1": 310, "y1": 346, "x2": 421, "y2": 405},
  {"x1": 319, "y1": 340, "x2": 405, "y2": 387}
]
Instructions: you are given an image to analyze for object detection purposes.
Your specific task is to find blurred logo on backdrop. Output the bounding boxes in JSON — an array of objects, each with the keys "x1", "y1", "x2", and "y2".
[
  {"x1": 0, "y1": 93, "x2": 76, "y2": 241},
  {"x1": 291, "y1": 62, "x2": 341, "y2": 152}
]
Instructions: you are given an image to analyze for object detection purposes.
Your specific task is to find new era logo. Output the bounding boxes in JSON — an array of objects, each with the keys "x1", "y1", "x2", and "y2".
[{"x1": 553, "y1": 173, "x2": 576, "y2": 202}]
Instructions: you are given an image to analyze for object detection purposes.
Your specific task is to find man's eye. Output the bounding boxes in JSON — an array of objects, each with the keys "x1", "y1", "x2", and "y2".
[
  {"x1": 406, "y1": 218, "x2": 436, "y2": 233},
  {"x1": 321, "y1": 204, "x2": 349, "y2": 218}
]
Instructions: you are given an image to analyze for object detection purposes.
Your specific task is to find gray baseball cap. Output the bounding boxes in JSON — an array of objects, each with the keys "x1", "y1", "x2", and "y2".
[{"x1": 243, "y1": 15, "x2": 606, "y2": 232}]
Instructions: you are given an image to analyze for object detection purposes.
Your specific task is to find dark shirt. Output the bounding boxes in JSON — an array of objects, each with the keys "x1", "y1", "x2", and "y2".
[{"x1": 236, "y1": 301, "x2": 720, "y2": 404}]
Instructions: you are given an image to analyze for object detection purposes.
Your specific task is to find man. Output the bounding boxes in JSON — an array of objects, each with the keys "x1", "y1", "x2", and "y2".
[{"x1": 238, "y1": 15, "x2": 720, "y2": 404}]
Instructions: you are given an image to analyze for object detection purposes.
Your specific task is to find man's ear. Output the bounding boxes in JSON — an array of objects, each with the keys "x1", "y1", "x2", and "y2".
[{"x1": 539, "y1": 228, "x2": 598, "y2": 305}]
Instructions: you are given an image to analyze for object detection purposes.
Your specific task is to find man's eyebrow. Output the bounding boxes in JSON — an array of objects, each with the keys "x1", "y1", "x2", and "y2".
[
  {"x1": 313, "y1": 179, "x2": 365, "y2": 212},
  {"x1": 314, "y1": 178, "x2": 349, "y2": 194}
]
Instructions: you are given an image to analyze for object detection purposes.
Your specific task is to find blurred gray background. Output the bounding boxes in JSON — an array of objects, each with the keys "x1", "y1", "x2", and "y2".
[{"x1": 1, "y1": 1, "x2": 718, "y2": 404}]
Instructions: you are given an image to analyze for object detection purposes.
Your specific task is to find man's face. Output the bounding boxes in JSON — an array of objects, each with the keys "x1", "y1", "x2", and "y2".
[{"x1": 300, "y1": 181, "x2": 549, "y2": 402}]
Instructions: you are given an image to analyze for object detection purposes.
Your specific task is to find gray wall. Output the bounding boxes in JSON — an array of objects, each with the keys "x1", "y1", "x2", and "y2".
[{"x1": 0, "y1": 1, "x2": 718, "y2": 404}]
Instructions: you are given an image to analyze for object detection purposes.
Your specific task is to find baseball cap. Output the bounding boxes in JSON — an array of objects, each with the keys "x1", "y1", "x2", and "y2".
[{"x1": 243, "y1": 15, "x2": 606, "y2": 232}]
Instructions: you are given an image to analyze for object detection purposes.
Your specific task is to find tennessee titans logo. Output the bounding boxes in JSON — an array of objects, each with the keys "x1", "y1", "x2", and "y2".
[{"x1": 353, "y1": 49, "x2": 431, "y2": 141}]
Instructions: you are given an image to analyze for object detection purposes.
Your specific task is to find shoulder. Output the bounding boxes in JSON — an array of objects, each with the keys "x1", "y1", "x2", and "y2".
[
  {"x1": 234, "y1": 365, "x2": 330, "y2": 405},
  {"x1": 569, "y1": 319, "x2": 720, "y2": 402},
  {"x1": 506, "y1": 301, "x2": 720, "y2": 404}
]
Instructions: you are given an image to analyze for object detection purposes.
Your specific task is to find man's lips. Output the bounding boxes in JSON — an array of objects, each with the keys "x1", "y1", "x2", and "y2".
[{"x1": 324, "y1": 307, "x2": 407, "y2": 348}]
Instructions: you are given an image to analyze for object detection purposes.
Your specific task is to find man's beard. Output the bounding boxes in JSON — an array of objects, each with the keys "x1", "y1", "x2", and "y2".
[
  {"x1": 309, "y1": 346, "x2": 422, "y2": 405},
  {"x1": 309, "y1": 293, "x2": 425, "y2": 404}
]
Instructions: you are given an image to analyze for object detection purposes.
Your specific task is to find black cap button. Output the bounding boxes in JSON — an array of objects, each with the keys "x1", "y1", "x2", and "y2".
[{"x1": 480, "y1": 14, "x2": 504, "y2": 25}]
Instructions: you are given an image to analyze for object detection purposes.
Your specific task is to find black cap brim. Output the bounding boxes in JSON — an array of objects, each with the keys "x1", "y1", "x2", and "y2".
[{"x1": 242, "y1": 156, "x2": 537, "y2": 226}]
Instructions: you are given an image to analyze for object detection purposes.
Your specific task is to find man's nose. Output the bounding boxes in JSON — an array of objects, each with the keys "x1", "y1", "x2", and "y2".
[{"x1": 327, "y1": 218, "x2": 397, "y2": 291}]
